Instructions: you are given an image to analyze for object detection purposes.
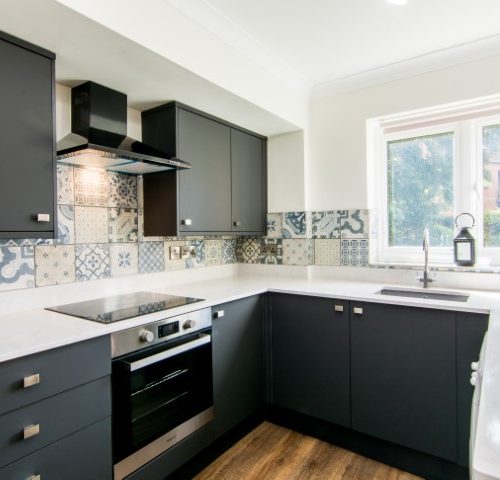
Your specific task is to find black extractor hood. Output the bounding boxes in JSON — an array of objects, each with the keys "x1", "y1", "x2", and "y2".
[{"x1": 57, "y1": 82, "x2": 191, "y2": 174}]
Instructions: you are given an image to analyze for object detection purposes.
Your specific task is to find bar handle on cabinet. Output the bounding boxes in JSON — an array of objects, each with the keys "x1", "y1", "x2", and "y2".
[
  {"x1": 28, "y1": 475, "x2": 41, "y2": 480},
  {"x1": 233, "y1": 221, "x2": 241, "y2": 227},
  {"x1": 181, "y1": 219, "x2": 192, "y2": 226},
  {"x1": 334, "y1": 305, "x2": 344, "y2": 312},
  {"x1": 23, "y1": 424, "x2": 40, "y2": 440},
  {"x1": 214, "y1": 310, "x2": 224, "y2": 318},
  {"x1": 36, "y1": 213, "x2": 50, "y2": 222},
  {"x1": 23, "y1": 374, "x2": 40, "y2": 388},
  {"x1": 353, "y1": 307, "x2": 364, "y2": 315}
]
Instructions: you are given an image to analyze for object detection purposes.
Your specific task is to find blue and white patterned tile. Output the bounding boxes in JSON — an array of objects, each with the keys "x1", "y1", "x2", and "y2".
[
  {"x1": 74, "y1": 167, "x2": 107, "y2": 207},
  {"x1": 0, "y1": 246, "x2": 35, "y2": 291},
  {"x1": 267, "y1": 213, "x2": 282, "y2": 239},
  {"x1": 57, "y1": 164, "x2": 74, "y2": 205},
  {"x1": 75, "y1": 206, "x2": 108, "y2": 244},
  {"x1": 204, "y1": 240, "x2": 222, "y2": 266},
  {"x1": 314, "y1": 239, "x2": 341, "y2": 266},
  {"x1": 110, "y1": 243, "x2": 138, "y2": 277},
  {"x1": 56, "y1": 204, "x2": 75, "y2": 245},
  {"x1": 0, "y1": 239, "x2": 34, "y2": 247},
  {"x1": 108, "y1": 208, "x2": 138, "y2": 243},
  {"x1": 282, "y1": 239, "x2": 313, "y2": 266},
  {"x1": 35, "y1": 245, "x2": 75, "y2": 286},
  {"x1": 75, "y1": 244, "x2": 110, "y2": 281},
  {"x1": 222, "y1": 239, "x2": 237, "y2": 264},
  {"x1": 260, "y1": 238, "x2": 283, "y2": 264},
  {"x1": 139, "y1": 241, "x2": 165, "y2": 273},
  {"x1": 108, "y1": 172, "x2": 137, "y2": 208},
  {"x1": 237, "y1": 237, "x2": 261, "y2": 264},
  {"x1": 282, "y1": 212, "x2": 311, "y2": 239},
  {"x1": 186, "y1": 241, "x2": 205, "y2": 269},
  {"x1": 341, "y1": 239, "x2": 369, "y2": 267},
  {"x1": 312, "y1": 211, "x2": 340, "y2": 239},
  {"x1": 339, "y1": 210, "x2": 368, "y2": 239}
]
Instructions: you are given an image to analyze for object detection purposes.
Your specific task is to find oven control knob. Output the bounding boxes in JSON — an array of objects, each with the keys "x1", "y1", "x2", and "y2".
[
  {"x1": 183, "y1": 320, "x2": 196, "y2": 330},
  {"x1": 139, "y1": 329, "x2": 154, "y2": 343}
]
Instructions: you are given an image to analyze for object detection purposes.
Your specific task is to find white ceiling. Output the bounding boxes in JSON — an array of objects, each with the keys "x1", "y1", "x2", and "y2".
[{"x1": 170, "y1": 0, "x2": 500, "y2": 91}]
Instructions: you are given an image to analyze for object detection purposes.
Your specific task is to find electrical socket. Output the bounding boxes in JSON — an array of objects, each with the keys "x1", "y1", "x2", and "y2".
[
  {"x1": 169, "y1": 246, "x2": 181, "y2": 260},
  {"x1": 181, "y1": 245, "x2": 196, "y2": 259}
]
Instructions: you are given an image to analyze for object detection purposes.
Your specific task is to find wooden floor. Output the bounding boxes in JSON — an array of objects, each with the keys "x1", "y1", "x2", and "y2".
[{"x1": 195, "y1": 422, "x2": 423, "y2": 480}]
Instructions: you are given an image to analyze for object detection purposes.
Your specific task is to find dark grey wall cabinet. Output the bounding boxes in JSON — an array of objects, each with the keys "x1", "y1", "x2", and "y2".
[
  {"x1": 270, "y1": 294, "x2": 351, "y2": 427},
  {"x1": 142, "y1": 102, "x2": 267, "y2": 236},
  {"x1": 457, "y1": 311, "x2": 488, "y2": 467},
  {"x1": 350, "y1": 302, "x2": 457, "y2": 461},
  {"x1": 0, "y1": 31, "x2": 56, "y2": 238},
  {"x1": 212, "y1": 296, "x2": 265, "y2": 438}
]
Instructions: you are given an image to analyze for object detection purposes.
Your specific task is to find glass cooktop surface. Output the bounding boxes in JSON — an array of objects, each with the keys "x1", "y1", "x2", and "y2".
[{"x1": 46, "y1": 291, "x2": 204, "y2": 323}]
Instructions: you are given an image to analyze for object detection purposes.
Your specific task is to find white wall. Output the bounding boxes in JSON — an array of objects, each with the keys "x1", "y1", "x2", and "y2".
[
  {"x1": 308, "y1": 53, "x2": 500, "y2": 211},
  {"x1": 55, "y1": 84, "x2": 142, "y2": 141}
]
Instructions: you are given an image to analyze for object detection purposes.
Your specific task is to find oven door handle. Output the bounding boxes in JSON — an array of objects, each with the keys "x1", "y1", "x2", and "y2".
[{"x1": 127, "y1": 334, "x2": 211, "y2": 372}]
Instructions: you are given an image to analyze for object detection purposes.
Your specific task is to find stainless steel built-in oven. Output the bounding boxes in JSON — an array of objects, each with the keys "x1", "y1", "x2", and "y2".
[{"x1": 111, "y1": 308, "x2": 214, "y2": 480}]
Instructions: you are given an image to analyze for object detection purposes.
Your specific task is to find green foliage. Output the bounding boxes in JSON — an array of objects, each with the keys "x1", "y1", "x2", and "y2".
[{"x1": 484, "y1": 210, "x2": 500, "y2": 247}]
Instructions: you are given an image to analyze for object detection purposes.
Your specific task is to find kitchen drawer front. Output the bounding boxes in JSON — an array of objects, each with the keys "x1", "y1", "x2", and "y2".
[
  {"x1": 0, "y1": 417, "x2": 112, "y2": 480},
  {"x1": 0, "y1": 376, "x2": 111, "y2": 467},
  {"x1": 0, "y1": 335, "x2": 110, "y2": 415}
]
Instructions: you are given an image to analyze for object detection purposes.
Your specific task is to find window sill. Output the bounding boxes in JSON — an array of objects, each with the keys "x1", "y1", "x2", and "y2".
[{"x1": 369, "y1": 262, "x2": 500, "y2": 274}]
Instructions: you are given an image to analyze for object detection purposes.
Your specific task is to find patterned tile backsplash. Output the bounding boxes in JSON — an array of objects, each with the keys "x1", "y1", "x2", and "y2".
[{"x1": 0, "y1": 162, "x2": 374, "y2": 292}]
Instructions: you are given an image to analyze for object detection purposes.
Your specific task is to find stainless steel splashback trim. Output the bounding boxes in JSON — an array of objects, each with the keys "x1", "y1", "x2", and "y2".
[{"x1": 113, "y1": 407, "x2": 214, "y2": 480}]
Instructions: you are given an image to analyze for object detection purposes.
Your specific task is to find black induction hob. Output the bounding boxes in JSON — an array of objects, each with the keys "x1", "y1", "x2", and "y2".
[{"x1": 46, "y1": 291, "x2": 204, "y2": 323}]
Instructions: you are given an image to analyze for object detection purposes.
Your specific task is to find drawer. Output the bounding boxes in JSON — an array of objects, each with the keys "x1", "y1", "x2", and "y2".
[
  {"x1": 0, "y1": 417, "x2": 112, "y2": 480},
  {"x1": 0, "y1": 376, "x2": 110, "y2": 467},
  {"x1": 0, "y1": 335, "x2": 110, "y2": 415}
]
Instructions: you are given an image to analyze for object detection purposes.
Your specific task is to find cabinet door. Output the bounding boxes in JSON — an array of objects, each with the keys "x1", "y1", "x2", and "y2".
[
  {"x1": 230, "y1": 129, "x2": 264, "y2": 233},
  {"x1": 212, "y1": 296, "x2": 264, "y2": 438},
  {"x1": 0, "y1": 35, "x2": 55, "y2": 236},
  {"x1": 270, "y1": 294, "x2": 350, "y2": 427},
  {"x1": 178, "y1": 109, "x2": 231, "y2": 232},
  {"x1": 457, "y1": 312, "x2": 488, "y2": 467},
  {"x1": 350, "y1": 302, "x2": 457, "y2": 461}
]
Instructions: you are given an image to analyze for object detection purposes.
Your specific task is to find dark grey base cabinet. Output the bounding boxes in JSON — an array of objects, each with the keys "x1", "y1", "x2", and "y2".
[
  {"x1": 0, "y1": 30, "x2": 56, "y2": 238},
  {"x1": 142, "y1": 102, "x2": 266, "y2": 236},
  {"x1": 270, "y1": 294, "x2": 350, "y2": 427},
  {"x1": 212, "y1": 295, "x2": 265, "y2": 439}
]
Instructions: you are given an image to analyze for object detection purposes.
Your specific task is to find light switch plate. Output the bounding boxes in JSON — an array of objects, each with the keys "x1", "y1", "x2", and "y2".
[
  {"x1": 181, "y1": 245, "x2": 196, "y2": 259},
  {"x1": 169, "y1": 246, "x2": 181, "y2": 260}
]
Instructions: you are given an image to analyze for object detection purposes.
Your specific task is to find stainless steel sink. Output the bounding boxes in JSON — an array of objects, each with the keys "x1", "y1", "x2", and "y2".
[{"x1": 377, "y1": 288, "x2": 469, "y2": 302}]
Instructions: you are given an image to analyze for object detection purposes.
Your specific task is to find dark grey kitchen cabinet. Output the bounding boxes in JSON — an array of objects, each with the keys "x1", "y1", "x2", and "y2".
[
  {"x1": 142, "y1": 102, "x2": 266, "y2": 236},
  {"x1": 212, "y1": 295, "x2": 265, "y2": 439},
  {"x1": 270, "y1": 294, "x2": 351, "y2": 427},
  {"x1": 350, "y1": 302, "x2": 457, "y2": 461},
  {"x1": 457, "y1": 311, "x2": 488, "y2": 467},
  {"x1": 0, "y1": 31, "x2": 56, "y2": 238}
]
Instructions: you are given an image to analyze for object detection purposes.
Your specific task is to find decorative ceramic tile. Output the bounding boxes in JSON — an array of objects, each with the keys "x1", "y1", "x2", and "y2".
[
  {"x1": 57, "y1": 164, "x2": 74, "y2": 205},
  {"x1": 237, "y1": 237, "x2": 261, "y2": 264},
  {"x1": 0, "y1": 246, "x2": 35, "y2": 291},
  {"x1": 35, "y1": 245, "x2": 75, "y2": 286},
  {"x1": 108, "y1": 172, "x2": 137, "y2": 208},
  {"x1": 314, "y1": 239, "x2": 341, "y2": 266},
  {"x1": 75, "y1": 206, "x2": 108, "y2": 244},
  {"x1": 260, "y1": 238, "x2": 283, "y2": 264},
  {"x1": 164, "y1": 240, "x2": 187, "y2": 271},
  {"x1": 282, "y1": 212, "x2": 311, "y2": 239},
  {"x1": 186, "y1": 241, "x2": 205, "y2": 269},
  {"x1": 267, "y1": 213, "x2": 282, "y2": 239},
  {"x1": 139, "y1": 242, "x2": 165, "y2": 273},
  {"x1": 339, "y1": 210, "x2": 368, "y2": 238},
  {"x1": 56, "y1": 205, "x2": 75, "y2": 245},
  {"x1": 108, "y1": 208, "x2": 138, "y2": 243},
  {"x1": 312, "y1": 211, "x2": 340, "y2": 239},
  {"x1": 341, "y1": 239, "x2": 369, "y2": 267},
  {"x1": 74, "y1": 167, "x2": 107, "y2": 206},
  {"x1": 75, "y1": 244, "x2": 110, "y2": 281},
  {"x1": 110, "y1": 243, "x2": 138, "y2": 277},
  {"x1": 204, "y1": 240, "x2": 222, "y2": 266},
  {"x1": 283, "y1": 239, "x2": 313, "y2": 266},
  {"x1": 0, "y1": 239, "x2": 34, "y2": 247},
  {"x1": 222, "y1": 239, "x2": 238, "y2": 264}
]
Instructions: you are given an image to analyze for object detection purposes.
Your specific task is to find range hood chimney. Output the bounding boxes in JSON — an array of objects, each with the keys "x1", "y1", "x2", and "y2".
[{"x1": 57, "y1": 82, "x2": 191, "y2": 174}]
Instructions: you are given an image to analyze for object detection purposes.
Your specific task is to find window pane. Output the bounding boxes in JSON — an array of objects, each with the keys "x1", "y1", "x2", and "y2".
[
  {"x1": 482, "y1": 124, "x2": 500, "y2": 247},
  {"x1": 387, "y1": 132, "x2": 454, "y2": 247}
]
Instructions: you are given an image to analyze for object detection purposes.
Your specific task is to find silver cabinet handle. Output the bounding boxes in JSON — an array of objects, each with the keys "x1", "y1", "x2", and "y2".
[
  {"x1": 23, "y1": 373, "x2": 40, "y2": 388},
  {"x1": 23, "y1": 424, "x2": 40, "y2": 440},
  {"x1": 353, "y1": 307, "x2": 364, "y2": 315},
  {"x1": 28, "y1": 475, "x2": 41, "y2": 480},
  {"x1": 233, "y1": 221, "x2": 241, "y2": 227},
  {"x1": 334, "y1": 305, "x2": 344, "y2": 312},
  {"x1": 36, "y1": 214, "x2": 50, "y2": 222},
  {"x1": 214, "y1": 310, "x2": 224, "y2": 318},
  {"x1": 181, "y1": 219, "x2": 192, "y2": 226}
]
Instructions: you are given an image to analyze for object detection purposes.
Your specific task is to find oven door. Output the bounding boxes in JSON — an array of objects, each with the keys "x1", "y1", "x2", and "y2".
[{"x1": 112, "y1": 329, "x2": 213, "y2": 466}]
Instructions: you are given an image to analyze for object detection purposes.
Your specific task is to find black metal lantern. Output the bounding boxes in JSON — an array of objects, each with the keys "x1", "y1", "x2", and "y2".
[{"x1": 454, "y1": 213, "x2": 475, "y2": 267}]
